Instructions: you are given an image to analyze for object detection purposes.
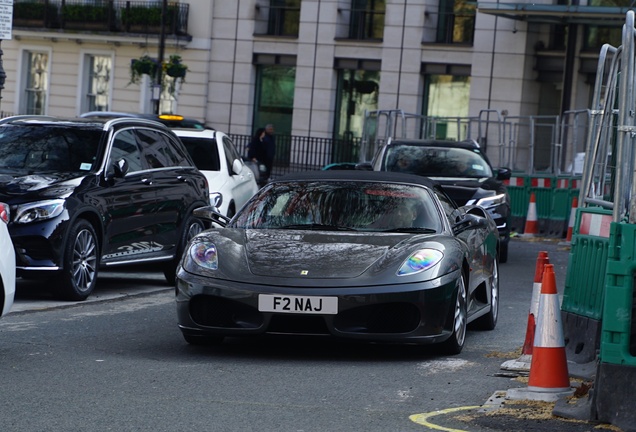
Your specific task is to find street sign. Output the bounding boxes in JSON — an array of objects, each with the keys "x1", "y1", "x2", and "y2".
[{"x1": 0, "y1": 0, "x2": 12, "y2": 40}]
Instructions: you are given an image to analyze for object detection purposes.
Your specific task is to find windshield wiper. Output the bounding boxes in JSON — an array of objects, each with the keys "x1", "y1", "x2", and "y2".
[
  {"x1": 278, "y1": 223, "x2": 357, "y2": 231},
  {"x1": 379, "y1": 227, "x2": 437, "y2": 234}
]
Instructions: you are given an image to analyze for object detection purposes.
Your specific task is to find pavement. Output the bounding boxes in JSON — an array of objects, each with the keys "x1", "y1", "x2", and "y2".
[
  {"x1": 9, "y1": 265, "x2": 171, "y2": 314},
  {"x1": 409, "y1": 372, "x2": 613, "y2": 432}
]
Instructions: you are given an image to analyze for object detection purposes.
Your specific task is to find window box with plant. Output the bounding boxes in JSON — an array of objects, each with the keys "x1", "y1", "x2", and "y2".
[
  {"x1": 13, "y1": 1, "x2": 59, "y2": 28},
  {"x1": 130, "y1": 55, "x2": 159, "y2": 84},
  {"x1": 122, "y1": 4, "x2": 177, "y2": 33},
  {"x1": 62, "y1": 3, "x2": 113, "y2": 31},
  {"x1": 164, "y1": 55, "x2": 187, "y2": 79},
  {"x1": 163, "y1": 55, "x2": 188, "y2": 98}
]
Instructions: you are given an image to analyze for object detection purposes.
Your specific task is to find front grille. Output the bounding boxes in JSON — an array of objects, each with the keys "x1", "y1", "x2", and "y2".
[
  {"x1": 334, "y1": 303, "x2": 420, "y2": 334},
  {"x1": 268, "y1": 315, "x2": 330, "y2": 335},
  {"x1": 189, "y1": 295, "x2": 263, "y2": 329}
]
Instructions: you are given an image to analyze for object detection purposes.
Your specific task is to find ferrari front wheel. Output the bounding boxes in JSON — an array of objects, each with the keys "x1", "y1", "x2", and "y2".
[
  {"x1": 473, "y1": 258, "x2": 499, "y2": 330},
  {"x1": 439, "y1": 274, "x2": 468, "y2": 355}
]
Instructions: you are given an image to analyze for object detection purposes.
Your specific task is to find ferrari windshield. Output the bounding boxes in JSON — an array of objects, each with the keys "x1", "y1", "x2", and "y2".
[
  {"x1": 232, "y1": 180, "x2": 443, "y2": 232},
  {"x1": 0, "y1": 125, "x2": 102, "y2": 173},
  {"x1": 385, "y1": 145, "x2": 493, "y2": 178}
]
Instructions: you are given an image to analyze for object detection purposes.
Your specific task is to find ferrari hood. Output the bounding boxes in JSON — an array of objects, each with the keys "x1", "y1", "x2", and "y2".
[{"x1": 244, "y1": 230, "x2": 411, "y2": 278}]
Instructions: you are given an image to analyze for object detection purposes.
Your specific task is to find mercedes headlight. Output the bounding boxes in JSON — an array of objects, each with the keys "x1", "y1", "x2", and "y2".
[{"x1": 14, "y1": 199, "x2": 65, "y2": 224}]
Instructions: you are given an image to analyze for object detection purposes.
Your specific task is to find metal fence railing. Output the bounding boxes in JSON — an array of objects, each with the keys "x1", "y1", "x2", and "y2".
[
  {"x1": 231, "y1": 134, "x2": 362, "y2": 179},
  {"x1": 12, "y1": 0, "x2": 190, "y2": 37}
]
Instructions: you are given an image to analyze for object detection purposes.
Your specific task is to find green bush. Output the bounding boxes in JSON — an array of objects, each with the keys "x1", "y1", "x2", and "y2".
[
  {"x1": 62, "y1": 4, "x2": 110, "y2": 22},
  {"x1": 13, "y1": 1, "x2": 57, "y2": 21},
  {"x1": 122, "y1": 5, "x2": 176, "y2": 26}
]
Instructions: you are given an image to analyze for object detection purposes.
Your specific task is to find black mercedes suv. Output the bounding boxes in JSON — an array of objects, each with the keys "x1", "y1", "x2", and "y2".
[{"x1": 0, "y1": 116, "x2": 209, "y2": 300}]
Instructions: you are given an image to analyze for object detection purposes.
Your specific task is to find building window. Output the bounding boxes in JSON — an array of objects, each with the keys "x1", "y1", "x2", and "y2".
[
  {"x1": 22, "y1": 51, "x2": 49, "y2": 115},
  {"x1": 253, "y1": 55, "x2": 296, "y2": 136},
  {"x1": 436, "y1": 0, "x2": 475, "y2": 45},
  {"x1": 83, "y1": 54, "x2": 111, "y2": 113},
  {"x1": 349, "y1": 0, "x2": 385, "y2": 40},
  {"x1": 584, "y1": 25, "x2": 621, "y2": 51},
  {"x1": 422, "y1": 64, "x2": 471, "y2": 140},
  {"x1": 334, "y1": 59, "x2": 381, "y2": 141},
  {"x1": 267, "y1": 0, "x2": 300, "y2": 37}
]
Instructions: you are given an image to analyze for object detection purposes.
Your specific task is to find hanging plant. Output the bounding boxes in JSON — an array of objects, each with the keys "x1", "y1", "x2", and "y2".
[
  {"x1": 130, "y1": 55, "x2": 158, "y2": 84},
  {"x1": 163, "y1": 54, "x2": 188, "y2": 80}
]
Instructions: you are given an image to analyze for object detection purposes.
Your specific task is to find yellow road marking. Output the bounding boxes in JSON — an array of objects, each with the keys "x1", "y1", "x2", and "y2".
[{"x1": 409, "y1": 406, "x2": 481, "y2": 431}]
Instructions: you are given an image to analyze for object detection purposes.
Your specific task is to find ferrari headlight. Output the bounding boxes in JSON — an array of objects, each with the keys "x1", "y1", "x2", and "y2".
[
  {"x1": 397, "y1": 249, "x2": 443, "y2": 276},
  {"x1": 189, "y1": 242, "x2": 219, "y2": 270},
  {"x1": 475, "y1": 193, "x2": 506, "y2": 209},
  {"x1": 14, "y1": 199, "x2": 65, "y2": 224}
]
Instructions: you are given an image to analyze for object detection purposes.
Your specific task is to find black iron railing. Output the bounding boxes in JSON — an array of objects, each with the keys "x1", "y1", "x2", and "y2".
[
  {"x1": 231, "y1": 134, "x2": 361, "y2": 178},
  {"x1": 12, "y1": 0, "x2": 190, "y2": 38}
]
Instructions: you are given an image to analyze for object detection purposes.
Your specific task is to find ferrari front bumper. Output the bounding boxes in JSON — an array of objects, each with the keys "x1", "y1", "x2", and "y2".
[{"x1": 176, "y1": 269, "x2": 462, "y2": 345}]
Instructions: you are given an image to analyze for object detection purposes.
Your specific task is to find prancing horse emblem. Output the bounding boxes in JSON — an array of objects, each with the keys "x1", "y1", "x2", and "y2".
[{"x1": 300, "y1": 270, "x2": 309, "y2": 275}]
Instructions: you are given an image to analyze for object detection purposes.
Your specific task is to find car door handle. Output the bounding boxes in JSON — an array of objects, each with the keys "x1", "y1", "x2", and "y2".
[
  {"x1": 141, "y1": 178, "x2": 153, "y2": 185},
  {"x1": 177, "y1": 175, "x2": 189, "y2": 183}
]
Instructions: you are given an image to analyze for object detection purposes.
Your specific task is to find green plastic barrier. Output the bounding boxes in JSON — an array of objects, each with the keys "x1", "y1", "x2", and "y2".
[
  {"x1": 549, "y1": 176, "x2": 574, "y2": 237},
  {"x1": 562, "y1": 207, "x2": 612, "y2": 363},
  {"x1": 505, "y1": 174, "x2": 528, "y2": 233},
  {"x1": 601, "y1": 222, "x2": 636, "y2": 365}
]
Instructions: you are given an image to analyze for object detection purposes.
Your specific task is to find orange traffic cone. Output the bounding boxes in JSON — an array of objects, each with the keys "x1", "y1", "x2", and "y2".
[
  {"x1": 527, "y1": 264, "x2": 570, "y2": 392},
  {"x1": 523, "y1": 192, "x2": 539, "y2": 236},
  {"x1": 501, "y1": 251, "x2": 549, "y2": 372},
  {"x1": 565, "y1": 196, "x2": 578, "y2": 242},
  {"x1": 522, "y1": 251, "x2": 550, "y2": 355}
]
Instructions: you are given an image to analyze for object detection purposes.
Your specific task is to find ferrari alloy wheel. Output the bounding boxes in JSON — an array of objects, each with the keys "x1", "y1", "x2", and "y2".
[
  {"x1": 164, "y1": 215, "x2": 205, "y2": 284},
  {"x1": 440, "y1": 274, "x2": 468, "y2": 355},
  {"x1": 474, "y1": 258, "x2": 500, "y2": 330},
  {"x1": 58, "y1": 219, "x2": 99, "y2": 301}
]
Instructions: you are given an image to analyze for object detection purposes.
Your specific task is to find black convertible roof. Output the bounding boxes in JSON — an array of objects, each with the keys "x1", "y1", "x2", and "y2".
[{"x1": 275, "y1": 169, "x2": 439, "y2": 189}]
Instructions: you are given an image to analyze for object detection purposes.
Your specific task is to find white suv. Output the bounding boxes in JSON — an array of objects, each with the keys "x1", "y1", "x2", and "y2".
[{"x1": 174, "y1": 128, "x2": 258, "y2": 217}]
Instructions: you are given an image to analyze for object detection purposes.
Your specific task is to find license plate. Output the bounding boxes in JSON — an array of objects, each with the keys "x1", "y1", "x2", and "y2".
[{"x1": 258, "y1": 294, "x2": 338, "y2": 315}]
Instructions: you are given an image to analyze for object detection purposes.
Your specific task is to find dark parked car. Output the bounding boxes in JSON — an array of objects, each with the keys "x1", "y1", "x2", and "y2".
[
  {"x1": 360, "y1": 139, "x2": 512, "y2": 263},
  {"x1": 81, "y1": 111, "x2": 207, "y2": 130},
  {"x1": 0, "y1": 115, "x2": 210, "y2": 300},
  {"x1": 176, "y1": 170, "x2": 499, "y2": 354}
]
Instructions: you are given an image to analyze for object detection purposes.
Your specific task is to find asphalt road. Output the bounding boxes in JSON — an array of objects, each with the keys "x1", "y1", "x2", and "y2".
[{"x1": 0, "y1": 238, "x2": 612, "y2": 432}]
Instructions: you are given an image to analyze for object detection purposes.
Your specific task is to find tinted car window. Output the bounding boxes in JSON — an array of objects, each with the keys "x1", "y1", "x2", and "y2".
[
  {"x1": 0, "y1": 125, "x2": 101, "y2": 173},
  {"x1": 222, "y1": 136, "x2": 235, "y2": 173},
  {"x1": 434, "y1": 188, "x2": 457, "y2": 226},
  {"x1": 180, "y1": 137, "x2": 221, "y2": 171},
  {"x1": 111, "y1": 130, "x2": 144, "y2": 172},
  {"x1": 133, "y1": 129, "x2": 187, "y2": 168},
  {"x1": 386, "y1": 145, "x2": 493, "y2": 178}
]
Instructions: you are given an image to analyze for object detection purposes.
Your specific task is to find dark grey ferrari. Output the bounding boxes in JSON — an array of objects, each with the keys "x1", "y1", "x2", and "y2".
[{"x1": 176, "y1": 170, "x2": 500, "y2": 354}]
